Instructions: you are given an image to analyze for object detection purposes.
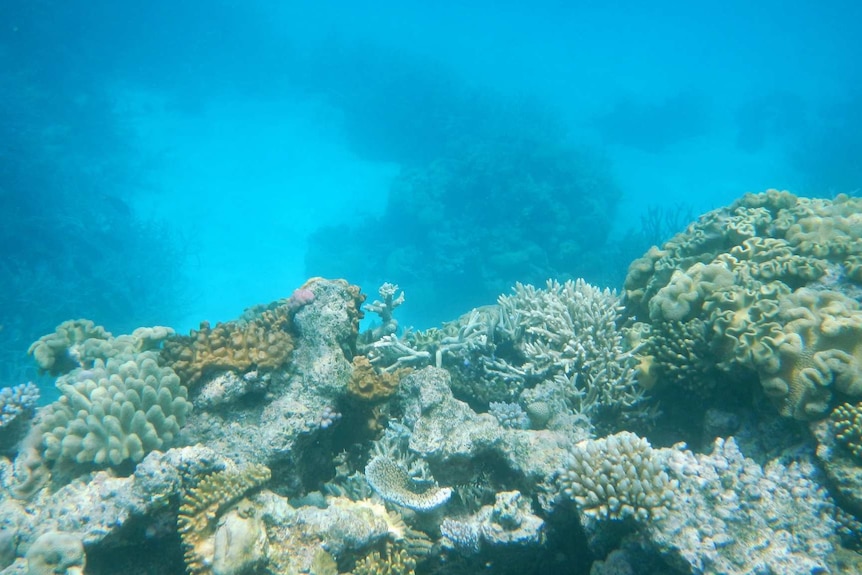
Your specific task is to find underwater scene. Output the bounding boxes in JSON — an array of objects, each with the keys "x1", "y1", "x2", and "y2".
[{"x1": 2, "y1": 1, "x2": 862, "y2": 574}]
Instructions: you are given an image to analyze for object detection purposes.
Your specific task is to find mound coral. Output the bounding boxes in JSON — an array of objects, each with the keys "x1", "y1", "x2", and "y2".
[
  {"x1": 556, "y1": 431, "x2": 676, "y2": 522},
  {"x1": 40, "y1": 351, "x2": 191, "y2": 467},
  {"x1": 623, "y1": 190, "x2": 862, "y2": 419}
]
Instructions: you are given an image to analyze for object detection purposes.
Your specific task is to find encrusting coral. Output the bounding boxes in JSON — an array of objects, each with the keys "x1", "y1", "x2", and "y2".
[
  {"x1": 348, "y1": 355, "x2": 405, "y2": 402},
  {"x1": 160, "y1": 298, "x2": 296, "y2": 387}
]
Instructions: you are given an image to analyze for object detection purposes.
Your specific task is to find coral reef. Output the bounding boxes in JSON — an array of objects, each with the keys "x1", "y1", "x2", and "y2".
[
  {"x1": 1, "y1": 263, "x2": 857, "y2": 575},
  {"x1": 624, "y1": 189, "x2": 862, "y2": 420},
  {"x1": 39, "y1": 351, "x2": 190, "y2": 467},
  {"x1": 556, "y1": 432, "x2": 677, "y2": 523},
  {"x1": 364, "y1": 455, "x2": 452, "y2": 512}
]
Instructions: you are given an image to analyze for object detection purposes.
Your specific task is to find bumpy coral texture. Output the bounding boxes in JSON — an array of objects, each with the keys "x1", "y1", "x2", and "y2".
[
  {"x1": 364, "y1": 455, "x2": 452, "y2": 512},
  {"x1": 348, "y1": 355, "x2": 405, "y2": 401},
  {"x1": 352, "y1": 545, "x2": 416, "y2": 575},
  {"x1": 832, "y1": 401, "x2": 862, "y2": 460},
  {"x1": 0, "y1": 382, "x2": 39, "y2": 428},
  {"x1": 624, "y1": 190, "x2": 862, "y2": 419},
  {"x1": 40, "y1": 351, "x2": 191, "y2": 467},
  {"x1": 161, "y1": 299, "x2": 295, "y2": 386},
  {"x1": 556, "y1": 431, "x2": 676, "y2": 522},
  {"x1": 177, "y1": 463, "x2": 271, "y2": 575},
  {"x1": 29, "y1": 319, "x2": 173, "y2": 376}
]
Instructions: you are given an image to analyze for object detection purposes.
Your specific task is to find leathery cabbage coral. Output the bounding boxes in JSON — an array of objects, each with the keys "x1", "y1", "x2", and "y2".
[
  {"x1": 40, "y1": 351, "x2": 191, "y2": 467},
  {"x1": 556, "y1": 431, "x2": 677, "y2": 522},
  {"x1": 623, "y1": 190, "x2": 862, "y2": 420}
]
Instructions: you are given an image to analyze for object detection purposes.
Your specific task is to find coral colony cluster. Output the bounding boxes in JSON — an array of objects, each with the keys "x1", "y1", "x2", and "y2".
[{"x1": 1, "y1": 190, "x2": 862, "y2": 574}]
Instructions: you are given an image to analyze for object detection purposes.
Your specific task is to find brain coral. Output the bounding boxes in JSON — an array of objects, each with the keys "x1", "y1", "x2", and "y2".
[
  {"x1": 40, "y1": 351, "x2": 191, "y2": 467},
  {"x1": 623, "y1": 190, "x2": 862, "y2": 420}
]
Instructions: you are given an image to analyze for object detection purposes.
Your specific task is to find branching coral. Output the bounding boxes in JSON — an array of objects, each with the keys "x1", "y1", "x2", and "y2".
[{"x1": 556, "y1": 431, "x2": 676, "y2": 522}]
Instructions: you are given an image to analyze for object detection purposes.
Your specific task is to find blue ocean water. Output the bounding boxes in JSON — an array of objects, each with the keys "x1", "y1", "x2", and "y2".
[
  {"x1": 3, "y1": 3, "x2": 862, "y2": 574},
  {"x1": 1, "y1": 1, "x2": 860, "y2": 388}
]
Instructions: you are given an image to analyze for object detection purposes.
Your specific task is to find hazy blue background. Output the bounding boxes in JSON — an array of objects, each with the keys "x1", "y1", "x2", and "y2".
[{"x1": 2, "y1": 0, "x2": 860, "y2": 384}]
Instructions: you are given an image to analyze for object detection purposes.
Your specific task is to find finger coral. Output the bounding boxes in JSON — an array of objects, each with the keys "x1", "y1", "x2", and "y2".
[
  {"x1": 40, "y1": 351, "x2": 191, "y2": 467},
  {"x1": 556, "y1": 431, "x2": 676, "y2": 522}
]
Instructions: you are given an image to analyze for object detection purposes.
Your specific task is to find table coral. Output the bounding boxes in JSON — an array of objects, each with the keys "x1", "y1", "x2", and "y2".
[{"x1": 364, "y1": 455, "x2": 452, "y2": 512}]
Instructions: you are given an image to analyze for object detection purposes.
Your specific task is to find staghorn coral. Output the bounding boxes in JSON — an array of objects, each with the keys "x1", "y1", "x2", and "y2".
[
  {"x1": 556, "y1": 431, "x2": 676, "y2": 523},
  {"x1": 364, "y1": 455, "x2": 451, "y2": 512},
  {"x1": 40, "y1": 351, "x2": 191, "y2": 467},
  {"x1": 177, "y1": 463, "x2": 271, "y2": 575},
  {"x1": 161, "y1": 298, "x2": 296, "y2": 387}
]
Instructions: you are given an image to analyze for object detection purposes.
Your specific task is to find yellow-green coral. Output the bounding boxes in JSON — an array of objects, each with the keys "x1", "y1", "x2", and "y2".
[
  {"x1": 352, "y1": 545, "x2": 417, "y2": 575},
  {"x1": 40, "y1": 351, "x2": 191, "y2": 466},
  {"x1": 624, "y1": 190, "x2": 862, "y2": 420},
  {"x1": 177, "y1": 463, "x2": 271, "y2": 574},
  {"x1": 348, "y1": 355, "x2": 406, "y2": 401},
  {"x1": 833, "y1": 402, "x2": 862, "y2": 459}
]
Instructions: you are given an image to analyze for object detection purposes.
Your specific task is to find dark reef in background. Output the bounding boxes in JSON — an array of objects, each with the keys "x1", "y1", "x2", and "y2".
[
  {"x1": 0, "y1": 4, "x2": 193, "y2": 387},
  {"x1": 307, "y1": 126, "x2": 622, "y2": 326}
]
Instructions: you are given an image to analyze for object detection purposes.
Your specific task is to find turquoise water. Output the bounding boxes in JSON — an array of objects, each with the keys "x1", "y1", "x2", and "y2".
[{"x1": 1, "y1": 3, "x2": 861, "y2": 573}]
